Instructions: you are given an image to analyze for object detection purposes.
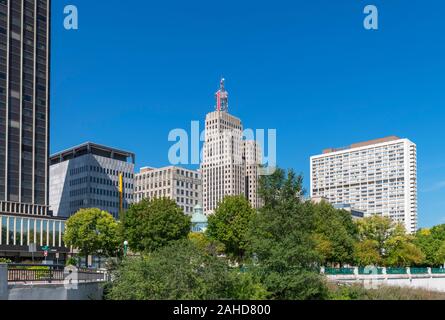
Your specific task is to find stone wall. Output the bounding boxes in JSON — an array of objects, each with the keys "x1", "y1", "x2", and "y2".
[
  {"x1": 0, "y1": 263, "x2": 104, "y2": 300},
  {"x1": 7, "y1": 282, "x2": 104, "y2": 300}
]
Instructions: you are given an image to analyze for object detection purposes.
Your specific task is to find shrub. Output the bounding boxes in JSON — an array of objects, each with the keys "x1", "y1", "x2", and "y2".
[
  {"x1": 66, "y1": 257, "x2": 78, "y2": 266},
  {"x1": 328, "y1": 283, "x2": 445, "y2": 300}
]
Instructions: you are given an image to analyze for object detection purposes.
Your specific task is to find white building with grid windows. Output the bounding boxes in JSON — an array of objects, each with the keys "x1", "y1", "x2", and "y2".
[
  {"x1": 310, "y1": 136, "x2": 417, "y2": 234},
  {"x1": 134, "y1": 166, "x2": 202, "y2": 215}
]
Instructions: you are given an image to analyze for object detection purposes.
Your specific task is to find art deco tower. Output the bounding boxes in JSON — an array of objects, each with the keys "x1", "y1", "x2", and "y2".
[
  {"x1": 0, "y1": 0, "x2": 50, "y2": 216},
  {"x1": 201, "y1": 79, "x2": 261, "y2": 215}
]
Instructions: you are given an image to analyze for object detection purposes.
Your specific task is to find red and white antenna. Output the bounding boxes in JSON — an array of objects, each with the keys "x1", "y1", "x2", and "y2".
[{"x1": 215, "y1": 78, "x2": 228, "y2": 112}]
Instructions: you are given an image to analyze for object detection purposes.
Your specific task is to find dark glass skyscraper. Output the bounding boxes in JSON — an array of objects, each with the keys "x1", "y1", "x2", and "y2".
[{"x1": 0, "y1": 0, "x2": 50, "y2": 216}]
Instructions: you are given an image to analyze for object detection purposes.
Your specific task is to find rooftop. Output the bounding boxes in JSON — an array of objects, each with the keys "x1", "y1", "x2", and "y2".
[
  {"x1": 50, "y1": 142, "x2": 135, "y2": 165},
  {"x1": 137, "y1": 166, "x2": 200, "y2": 174},
  {"x1": 322, "y1": 136, "x2": 401, "y2": 154}
]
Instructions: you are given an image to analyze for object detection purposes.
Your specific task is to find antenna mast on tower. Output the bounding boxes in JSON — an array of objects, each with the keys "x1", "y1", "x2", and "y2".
[{"x1": 215, "y1": 78, "x2": 229, "y2": 112}]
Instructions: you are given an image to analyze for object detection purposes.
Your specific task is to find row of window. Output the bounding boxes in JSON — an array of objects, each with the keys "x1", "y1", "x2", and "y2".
[
  {"x1": 69, "y1": 199, "x2": 130, "y2": 210},
  {"x1": 0, "y1": 215, "x2": 65, "y2": 248},
  {"x1": 70, "y1": 175, "x2": 134, "y2": 190},
  {"x1": 136, "y1": 169, "x2": 199, "y2": 180},
  {"x1": 70, "y1": 165, "x2": 134, "y2": 179}
]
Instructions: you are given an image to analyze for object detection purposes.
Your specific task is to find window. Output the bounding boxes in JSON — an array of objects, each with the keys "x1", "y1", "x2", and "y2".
[
  {"x1": 42, "y1": 220, "x2": 48, "y2": 246},
  {"x1": 9, "y1": 217, "x2": 14, "y2": 245},
  {"x1": 29, "y1": 219, "x2": 35, "y2": 244},
  {"x1": 36, "y1": 220, "x2": 41, "y2": 246},
  {"x1": 1, "y1": 216, "x2": 6, "y2": 245}
]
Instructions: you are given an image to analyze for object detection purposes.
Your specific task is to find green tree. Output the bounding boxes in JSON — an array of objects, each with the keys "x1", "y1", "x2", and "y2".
[
  {"x1": 356, "y1": 216, "x2": 405, "y2": 256},
  {"x1": 106, "y1": 240, "x2": 267, "y2": 300},
  {"x1": 356, "y1": 215, "x2": 424, "y2": 267},
  {"x1": 415, "y1": 225, "x2": 445, "y2": 266},
  {"x1": 64, "y1": 208, "x2": 120, "y2": 267},
  {"x1": 436, "y1": 242, "x2": 445, "y2": 266},
  {"x1": 120, "y1": 198, "x2": 191, "y2": 253},
  {"x1": 248, "y1": 168, "x2": 328, "y2": 300},
  {"x1": 207, "y1": 195, "x2": 255, "y2": 260},
  {"x1": 384, "y1": 234, "x2": 425, "y2": 267},
  {"x1": 312, "y1": 201, "x2": 358, "y2": 266},
  {"x1": 354, "y1": 239, "x2": 382, "y2": 266},
  {"x1": 188, "y1": 232, "x2": 225, "y2": 256}
]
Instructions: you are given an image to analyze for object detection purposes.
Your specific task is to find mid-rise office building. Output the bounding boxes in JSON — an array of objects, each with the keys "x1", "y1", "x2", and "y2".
[
  {"x1": 201, "y1": 79, "x2": 261, "y2": 214},
  {"x1": 49, "y1": 142, "x2": 135, "y2": 219},
  {"x1": 310, "y1": 136, "x2": 417, "y2": 233},
  {"x1": 134, "y1": 166, "x2": 202, "y2": 214}
]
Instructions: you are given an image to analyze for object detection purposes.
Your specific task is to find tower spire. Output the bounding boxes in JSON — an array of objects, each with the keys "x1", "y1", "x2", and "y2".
[{"x1": 215, "y1": 78, "x2": 229, "y2": 112}]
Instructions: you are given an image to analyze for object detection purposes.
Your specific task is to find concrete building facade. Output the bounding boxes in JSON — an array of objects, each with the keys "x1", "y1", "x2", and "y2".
[
  {"x1": 244, "y1": 140, "x2": 262, "y2": 209},
  {"x1": 201, "y1": 79, "x2": 261, "y2": 215},
  {"x1": 134, "y1": 166, "x2": 202, "y2": 215},
  {"x1": 49, "y1": 142, "x2": 135, "y2": 219},
  {"x1": 310, "y1": 136, "x2": 417, "y2": 233}
]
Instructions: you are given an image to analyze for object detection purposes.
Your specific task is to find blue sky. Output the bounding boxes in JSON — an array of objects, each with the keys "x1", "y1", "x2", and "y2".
[{"x1": 50, "y1": 0, "x2": 445, "y2": 228}]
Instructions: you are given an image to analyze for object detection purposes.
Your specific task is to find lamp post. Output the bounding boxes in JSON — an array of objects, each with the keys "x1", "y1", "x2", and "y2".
[{"x1": 123, "y1": 241, "x2": 128, "y2": 257}]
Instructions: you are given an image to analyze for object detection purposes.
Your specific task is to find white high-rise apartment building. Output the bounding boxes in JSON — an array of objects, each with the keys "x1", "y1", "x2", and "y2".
[
  {"x1": 134, "y1": 166, "x2": 202, "y2": 215},
  {"x1": 201, "y1": 79, "x2": 261, "y2": 215},
  {"x1": 310, "y1": 136, "x2": 417, "y2": 233}
]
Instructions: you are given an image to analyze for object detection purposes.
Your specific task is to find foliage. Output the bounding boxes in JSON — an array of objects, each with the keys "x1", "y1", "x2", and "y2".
[
  {"x1": 0, "y1": 258, "x2": 11, "y2": 264},
  {"x1": 228, "y1": 270, "x2": 269, "y2": 300},
  {"x1": 384, "y1": 234, "x2": 425, "y2": 267},
  {"x1": 28, "y1": 266, "x2": 51, "y2": 280},
  {"x1": 354, "y1": 240, "x2": 381, "y2": 266},
  {"x1": 311, "y1": 201, "x2": 358, "y2": 265},
  {"x1": 64, "y1": 208, "x2": 120, "y2": 264},
  {"x1": 328, "y1": 283, "x2": 445, "y2": 300},
  {"x1": 355, "y1": 215, "x2": 424, "y2": 266},
  {"x1": 188, "y1": 232, "x2": 225, "y2": 256},
  {"x1": 120, "y1": 198, "x2": 191, "y2": 253},
  {"x1": 207, "y1": 196, "x2": 256, "y2": 260},
  {"x1": 415, "y1": 225, "x2": 445, "y2": 266},
  {"x1": 106, "y1": 240, "x2": 265, "y2": 300},
  {"x1": 66, "y1": 257, "x2": 78, "y2": 267},
  {"x1": 356, "y1": 215, "x2": 404, "y2": 255},
  {"x1": 248, "y1": 168, "x2": 328, "y2": 300}
]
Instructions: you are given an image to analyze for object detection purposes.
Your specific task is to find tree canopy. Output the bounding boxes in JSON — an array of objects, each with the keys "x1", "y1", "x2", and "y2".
[
  {"x1": 247, "y1": 168, "x2": 328, "y2": 300},
  {"x1": 414, "y1": 225, "x2": 445, "y2": 266},
  {"x1": 311, "y1": 201, "x2": 358, "y2": 266},
  {"x1": 120, "y1": 198, "x2": 191, "y2": 253},
  {"x1": 64, "y1": 208, "x2": 120, "y2": 264},
  {"x1": 356, "y1": 216, "x2": 424, "y2": 267},
  {"x1": 106, "y1": 240, "x2": 267, "y2": 300},
  {"x1": 207, "y1": 195, "x2": 256, "y2": 260}
]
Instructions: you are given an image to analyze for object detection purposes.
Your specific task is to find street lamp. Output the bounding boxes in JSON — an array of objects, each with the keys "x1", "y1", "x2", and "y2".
[{"x1": 123, "y1": 241, "x2": 129, "y2": 257}]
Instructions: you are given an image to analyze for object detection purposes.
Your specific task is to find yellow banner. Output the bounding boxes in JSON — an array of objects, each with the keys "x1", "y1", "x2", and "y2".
[{"x1": 119, "y1": 173, "x2": 123, "y2": 193}]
